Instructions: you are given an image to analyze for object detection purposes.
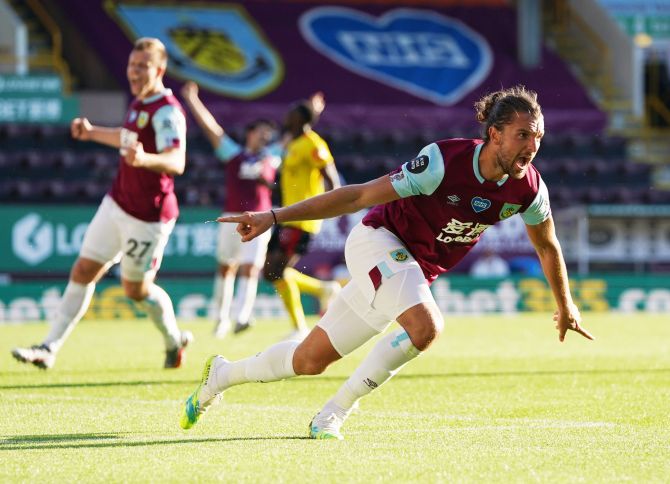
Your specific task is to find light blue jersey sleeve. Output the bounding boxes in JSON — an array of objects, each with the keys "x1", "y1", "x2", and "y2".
[
  {"x1": 152, "y1": 105, "x2": 186, "y2": 153},
  {"x1": 214, "y1": 134, "x2": 242, "y2": 162},
  {"x1": 521, "y1": 178, "x2": 551, "y2": 225},
  {"x1": 265, "y1": 141, "x2": 284, "y2": 168},
  {"x1": 390, "y1": 143, "x2": 445, "y2": 198}
]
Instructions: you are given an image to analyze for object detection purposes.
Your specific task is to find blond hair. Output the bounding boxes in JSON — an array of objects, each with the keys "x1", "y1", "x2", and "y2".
[{"x1": 133, "y1": 37, "x2": 168, "y2": 69}]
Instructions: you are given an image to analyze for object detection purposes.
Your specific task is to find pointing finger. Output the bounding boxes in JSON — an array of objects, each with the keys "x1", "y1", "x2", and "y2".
[
  {"x1": 217, "y1": 215, "x2": 245, "y2": 224},
  {"x1": 573, "y1": 324, "x2": 595, "y2": 341}
]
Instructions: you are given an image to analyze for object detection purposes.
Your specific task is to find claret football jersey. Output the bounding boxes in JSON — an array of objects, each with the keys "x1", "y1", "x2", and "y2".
[
  {"x1": 110, "y1": 88, "x2": 186, "y2": 222},
  {"x1": 363, "y1": 138, "x2": 550, "y2": 283},
  {"x1": 215, "y1": 134, "x2": 281, "y2": 213}
]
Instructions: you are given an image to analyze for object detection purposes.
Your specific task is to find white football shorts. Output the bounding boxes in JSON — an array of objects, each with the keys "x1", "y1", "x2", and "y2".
[
  {"x1": 79, "y1": 195, "x2": 175, "y2": 282},
  {"x1": 216, "y1": 212, "x2": 272, "y2": 267},
  {"x1": 317, "y1": 222, "x2": 435, "y2": 355}
]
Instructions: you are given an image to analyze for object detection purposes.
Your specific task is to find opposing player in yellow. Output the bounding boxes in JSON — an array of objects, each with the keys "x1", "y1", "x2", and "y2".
[{"x1": 262, "y1": 93, "x2": 341, "y2": 339}]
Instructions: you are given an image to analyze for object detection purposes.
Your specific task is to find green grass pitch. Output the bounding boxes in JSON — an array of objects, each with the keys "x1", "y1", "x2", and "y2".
[{"x1": 1, "y1": 313, "x2": 669, "y2": 482}]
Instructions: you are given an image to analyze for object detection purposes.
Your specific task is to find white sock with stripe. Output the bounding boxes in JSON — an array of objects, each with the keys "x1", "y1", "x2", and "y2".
[{"x1": 327, "y1": 328, "x2": 421, "y2": 413}]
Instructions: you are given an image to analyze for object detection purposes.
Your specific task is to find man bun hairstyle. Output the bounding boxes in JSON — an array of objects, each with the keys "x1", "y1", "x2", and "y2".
[
  {"x1": 474, "y1": 85, "x2": 542, "y2": 141},
  {"x1": 133, "y1": 37, "x2": 168, "y2": 69}
]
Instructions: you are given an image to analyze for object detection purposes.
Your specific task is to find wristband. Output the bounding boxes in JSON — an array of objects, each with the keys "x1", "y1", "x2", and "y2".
[{"x1": 270, "y1": 209, "x2": 278, "y2": 225}]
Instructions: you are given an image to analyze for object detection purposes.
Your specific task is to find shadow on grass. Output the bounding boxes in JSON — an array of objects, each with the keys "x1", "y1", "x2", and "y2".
[
  {"x1": 0, "y1": 380, "x2": 195, "y2": 390},
  {"x1": 0, "y1": 433, "x2": 308, "y2": 450},
  {"x1": 2, "y1": 368, "x2": 669, "y2": 391},
  {"x1": 0, "y1": 367, "x2": 166, "y2": 377},
  {"x1": 305, "y1": 367, "x2": 670, "y2": 382},
  {"x1": 2, "y1": 432, "x2": 125, "y2": 443}
]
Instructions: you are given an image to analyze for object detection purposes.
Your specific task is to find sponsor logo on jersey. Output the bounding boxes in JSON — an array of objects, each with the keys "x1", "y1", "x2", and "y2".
[
  {"x1": 447, "y1": 194, "x2": 460, "y2": 205},
  {"x1": 299, "y1": 7, "x2": 492, "y2": 104},
  {"x1": 406, "y1": 155, "x2": 428, "y2": 174},
  {"x1": 137, "y1": 111, "x2": 149, "y2": 129},
  {"x1": 499, "y1": 202, "x2": 522, "y2": 220},
  {"x1": 109, "y1": 4, "x2": 284, "y2": 99},
  {"x1": 471, "y1": 196, "x2": 491, "y2": 213},
  {"x1": 390, "y1": 248, "x2": 409, "y2": 262},
  {"x1": 436, "y1": 218, "x2": 490, "y2": 244}
]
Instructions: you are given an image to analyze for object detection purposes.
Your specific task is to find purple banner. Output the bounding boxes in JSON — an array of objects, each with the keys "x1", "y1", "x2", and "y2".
[{"x1": 60, "y1": 0, "x2": 605, "y2": 133}]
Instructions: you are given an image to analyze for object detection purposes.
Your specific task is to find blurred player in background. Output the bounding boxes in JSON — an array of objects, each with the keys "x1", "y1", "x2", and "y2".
[
  {"x1": 265, "y1": 92, "x2": 342, "y2": 340},
  {"x1": 11, "y1": 37, "x2": 192, "y2": 369},
  {"x1": 181, "y1": 81, "x2": 280, "y2": 338},
  {"x1": 180, "y1": 85, "x2": 593, "y2": 439}
]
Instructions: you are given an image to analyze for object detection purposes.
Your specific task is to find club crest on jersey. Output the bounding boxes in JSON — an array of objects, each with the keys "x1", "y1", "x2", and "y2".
[
  {"x1": 471, "y1": 196, "x2": 491, "y2": 213},
  {"x1": 499, "y1": 202, "x2": 522, "y2": 220},
  {"x1": 137, "y1": 111, "x2": 149, "y2": 129},
  {"x1": 390, "y1": 248, "x2": 409, "y2": 262},
  {"x1": 406, "y1": 155, "x2": 428, "y2": 174}
]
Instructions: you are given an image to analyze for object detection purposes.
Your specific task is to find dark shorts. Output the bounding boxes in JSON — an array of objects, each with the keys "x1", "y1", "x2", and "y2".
[{"x1": 267, "y1": 225, "x2": 312, "y2": 259}]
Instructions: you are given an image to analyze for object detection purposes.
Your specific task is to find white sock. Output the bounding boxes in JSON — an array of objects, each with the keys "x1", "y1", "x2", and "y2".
[
  {"x1": 233, "y1": 276, "x2": 258, "y2": 324},
  {"x1": 212, "y1": 274, "x2": 224, "y2": 310},
  {"x1": 328, "y1": 329, "x2": 421, "y2": 412},
  {"x1": 213, "y1": 340, "x2": 299, "y2": 392},
  {"x1": 43, "y1": 281, "x2": 95, "y2": 353},
  {"x1": 217, "y1": 274, "x2": 235, "y2": 324},
  {"x1": 139, "y1": 284, "x2": 181, "y2": 350}
]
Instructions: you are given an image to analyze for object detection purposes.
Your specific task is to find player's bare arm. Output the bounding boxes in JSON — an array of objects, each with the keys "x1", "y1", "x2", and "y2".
[
  {"x1": 180, "y1": 81, "x2": 224, "y2": 150},
  {"x1": 525, "y1": 216, "x2": 594, "y2": 342},
  {"x1": 71, "y1": 117, "x2": 123, "y2": 148},
  {"x1": 124, "y1": 144, "x2": 185, "y2": 175},
  {"x1": 219, "y1": 175, "x2": 400, "y2": 241},
  {"x1": 321, "y1": 162, "x2": 341, "y2": 191}
]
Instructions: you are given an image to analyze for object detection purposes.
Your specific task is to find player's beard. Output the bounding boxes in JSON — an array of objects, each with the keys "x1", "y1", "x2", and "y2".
[{"x1": 496, "y1": 150, "x2": 531, "y2": 180}]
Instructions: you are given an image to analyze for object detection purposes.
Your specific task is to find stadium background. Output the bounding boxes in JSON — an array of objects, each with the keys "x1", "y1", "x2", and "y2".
[{"x1": 1, "y1": 0, "x2": 669, "y2": 323}]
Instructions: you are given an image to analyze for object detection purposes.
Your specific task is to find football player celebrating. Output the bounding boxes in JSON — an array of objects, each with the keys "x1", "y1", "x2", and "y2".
[
  {"x1": 181, "y1": 81, "x2": 280, "y2": 338},
  {"x1": 180, "y1": 85, "x2": 593, "y2": 439},
  {"x1": 12, "y1": 38, "x2": 192, "y2": 369}
]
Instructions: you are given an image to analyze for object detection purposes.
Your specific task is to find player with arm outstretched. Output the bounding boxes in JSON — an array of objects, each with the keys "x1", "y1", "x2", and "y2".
[
  {"x1": 12, "y1": 37, "x2": 192, "y2": 369},
  {"x1": 181, "y1": 81, "x2": 280, "y2": 338},
  {"x1": 179, "y1": 85, "x2": 593, "y2": 439}
]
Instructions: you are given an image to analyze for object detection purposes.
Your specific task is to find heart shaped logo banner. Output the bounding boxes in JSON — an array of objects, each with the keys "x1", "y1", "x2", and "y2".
[{"x1": 299, "y1": 7, "x2": 492, "y2": 105}]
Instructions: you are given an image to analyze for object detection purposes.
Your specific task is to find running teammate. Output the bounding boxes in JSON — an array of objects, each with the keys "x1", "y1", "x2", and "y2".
[{"x1": 12, "y1": 37, "x2": 192, "y2": 369}]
